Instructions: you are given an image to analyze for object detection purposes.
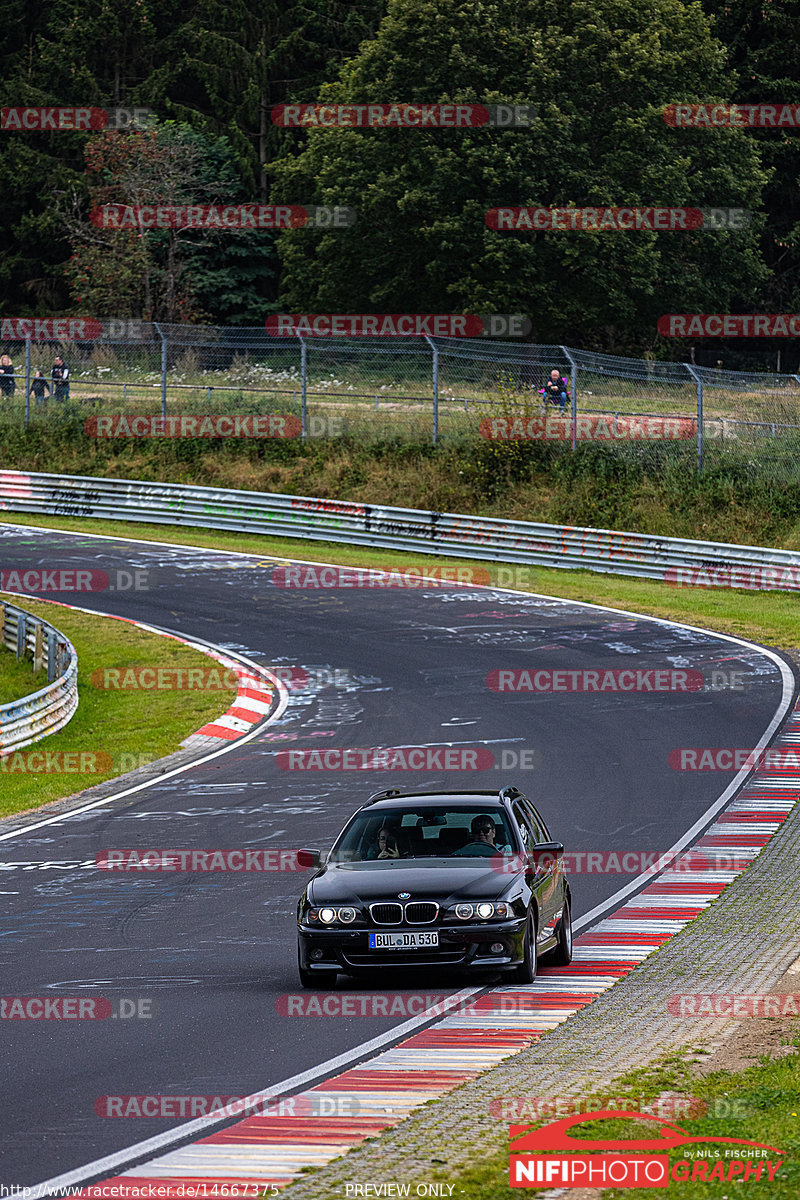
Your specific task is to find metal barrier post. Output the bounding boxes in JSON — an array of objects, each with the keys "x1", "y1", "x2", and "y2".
[
  {"x1": 425, "y1": 336, "x2": 439, "y2": 445},
  {"x1": 685, "y1": 363, "x2": 703, "y2": 473},
  {"x1": 562, "y1": 346, "x2": 577, "y2": 452},
  {"x1": 47, "y1": 630, "x2": 57, "y2": 682},
  {"x1": 300, "y1": 336, "x2": 308, "y2": 441},
  {"x1": 24, "y1": 336, "x2": 31, "y2": 428}
]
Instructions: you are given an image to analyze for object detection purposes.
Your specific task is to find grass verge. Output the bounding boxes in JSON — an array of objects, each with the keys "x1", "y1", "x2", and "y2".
[
  {"x1": 0, "y1": 644, "x2": 47, "y2": 705},
  {"x1": 0, "y1": 594, "x2": 238, "y2": 820},
  {"x1": 428, "y1": 1047, "x2": 800, "y2": 1198}
]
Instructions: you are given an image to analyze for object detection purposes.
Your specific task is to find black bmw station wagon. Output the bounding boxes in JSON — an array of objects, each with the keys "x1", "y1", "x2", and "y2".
[{"x1": 296, "y1": 785, "x2": 572, "y2": 987}]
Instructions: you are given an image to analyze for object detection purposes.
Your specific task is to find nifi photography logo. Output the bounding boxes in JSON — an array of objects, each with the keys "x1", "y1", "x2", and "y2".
[{"x1": 509, "y1": 1110, "x2": 784, "y2": 1189}]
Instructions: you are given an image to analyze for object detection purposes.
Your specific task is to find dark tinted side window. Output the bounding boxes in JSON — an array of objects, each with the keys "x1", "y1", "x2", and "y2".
[
  {"x1": 512, "y1": 802, "x2": 537, "y2": 849},
  {"x1": 520, "y1": 799, "x2": 550, "y2": 843}
]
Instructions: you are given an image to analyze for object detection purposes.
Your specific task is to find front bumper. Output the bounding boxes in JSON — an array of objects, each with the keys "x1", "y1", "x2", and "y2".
[{"x1": 297, "y1": 917, "x2": 527, "y2": 974}]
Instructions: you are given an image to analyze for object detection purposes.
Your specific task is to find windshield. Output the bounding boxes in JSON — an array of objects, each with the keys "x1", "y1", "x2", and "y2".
[{"x1": 329, "y1": 806, "x2": 519, "y2": 863}]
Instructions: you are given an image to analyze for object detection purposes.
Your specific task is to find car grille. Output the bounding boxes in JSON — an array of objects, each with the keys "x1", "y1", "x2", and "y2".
[
  {"x1": 405, "y1": 901, "x2": 438, "y2": 924},
  {"x1": 369, "y1": 902, "x2": 403, "y2": 925},
  {"x1": 368, "y1": 901, "x2": 439, "y2": 925}
]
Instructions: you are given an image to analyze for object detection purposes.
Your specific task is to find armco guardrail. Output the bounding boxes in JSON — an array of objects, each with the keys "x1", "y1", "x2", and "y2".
[
  {"x1": 0, "y1": 598, "x2": 78, "y2": 753},
  {"x1": 1, "y1": 469, "x2": 800, "y2": 591}
]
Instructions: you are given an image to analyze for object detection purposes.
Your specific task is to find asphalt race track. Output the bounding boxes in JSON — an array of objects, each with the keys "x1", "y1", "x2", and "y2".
[{"x1": 0, "y1": 523, "x2": 794, "y2": 1185}]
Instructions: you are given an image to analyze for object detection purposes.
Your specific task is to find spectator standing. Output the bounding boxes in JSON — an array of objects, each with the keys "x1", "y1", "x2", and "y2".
[
  {"x1": 52, "y1": 355, "x2": 70, "y2": 402},
  {"x1": 30, "y1": 371, "x2": 50, "y2": 405},
  {"x1": 0, "y1": 354, "x2": 16, "y2": 397}
]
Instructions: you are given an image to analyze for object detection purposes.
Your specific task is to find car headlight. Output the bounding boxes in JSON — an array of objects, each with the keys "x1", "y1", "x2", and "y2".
[
  {"x1": 307, "y1": 905, "x2": 359, "y2": 925},
  {"x1": 451, "y1": 901, "x2": 510, "y2": 921}
]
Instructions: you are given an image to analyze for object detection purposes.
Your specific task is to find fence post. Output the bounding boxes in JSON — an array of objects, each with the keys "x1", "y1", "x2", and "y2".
[
  {"x1": 299, "y1": 336, "x2": 308, "y2": 441},
  {"x1": 154, "y1": 323, "x2": 168, "y2": 419},
  {"x1": 685, "y1": 363, "x2": 703, "y2": 473},
  {"x1": 24, "y1": 336, "x2": 31, "y2": 429},
  {"x1": 562, "y1": 346, "x2": 578, "y2": 452},
  {"x1": 425, "y1": 336, "x2": 439, "y2": 445}
]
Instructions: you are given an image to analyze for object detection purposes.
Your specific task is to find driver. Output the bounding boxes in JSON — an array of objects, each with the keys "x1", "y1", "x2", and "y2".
[{"x1": 452, "y1": 814, "x2": 513, "y2": 857}]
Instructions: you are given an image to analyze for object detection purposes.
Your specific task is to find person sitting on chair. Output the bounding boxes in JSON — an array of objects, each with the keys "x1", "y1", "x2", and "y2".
[{"x1": 542, "y1": 369, "x2": 570, "y2": 408}]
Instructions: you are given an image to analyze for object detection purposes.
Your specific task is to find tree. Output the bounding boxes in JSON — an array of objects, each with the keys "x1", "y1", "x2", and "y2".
[
  {"x1": 60, "y1": 122, "x2": 273, "y2": 322},
  {"x1": 269, "y1": 0, "x2": 769, "y2": 353},
  {"x1": 700, "y1": 0, "x2": 800, "y2": 314}
]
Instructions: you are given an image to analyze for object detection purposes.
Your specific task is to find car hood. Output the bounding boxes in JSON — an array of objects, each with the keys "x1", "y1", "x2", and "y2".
[{"x1": 308, "y1": 860, "x2": 512, "y2": 905}]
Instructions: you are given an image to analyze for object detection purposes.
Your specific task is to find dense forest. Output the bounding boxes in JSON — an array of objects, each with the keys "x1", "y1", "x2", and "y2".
[{"x1": 0, "y1": 0, "x2": 798, "y2": 362}]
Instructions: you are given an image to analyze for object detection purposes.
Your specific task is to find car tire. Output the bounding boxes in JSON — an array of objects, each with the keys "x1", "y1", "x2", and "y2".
[
  {"x1": 543, "y1": 898, "x2": 573, "y2": 966},
  {"x1": 298, "y1": 948, "x2": 338, "y2": 990},
  {"x1": 513, "y1": 912, "x2": 537, "y2": 984}
]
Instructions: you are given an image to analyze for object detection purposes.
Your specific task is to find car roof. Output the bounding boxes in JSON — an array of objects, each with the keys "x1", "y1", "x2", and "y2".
[{"x1": 362, "y1": 791, "x2": 523, "y2": 811}]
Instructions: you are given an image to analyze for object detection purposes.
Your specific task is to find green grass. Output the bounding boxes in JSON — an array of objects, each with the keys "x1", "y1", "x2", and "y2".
[
  {"x1": 0, "y1": 594, "x2": 238, "y2": 819},
  {"x1": 0, "y1": 644, "x2": 47, "y2": 705},
  {"x1": 425, "y1": 1046, "x2": 800, "y2": 1199}
]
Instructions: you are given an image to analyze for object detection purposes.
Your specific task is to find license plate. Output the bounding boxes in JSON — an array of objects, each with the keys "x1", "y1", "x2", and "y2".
[{"x1": 368, "y1": 931, "x2": 439, "y2": 950}]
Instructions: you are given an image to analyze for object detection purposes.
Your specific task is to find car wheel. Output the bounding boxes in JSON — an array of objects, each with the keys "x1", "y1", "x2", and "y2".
[
  {"x1": 298, "y1": 948, "x2": 338, "y2": 990},
  {"x1": 543, "y1": 898, "x2": 572, "y2": 966},
  {"x1": 513, "y1": 912, "x2": 537, "y2": 984}
]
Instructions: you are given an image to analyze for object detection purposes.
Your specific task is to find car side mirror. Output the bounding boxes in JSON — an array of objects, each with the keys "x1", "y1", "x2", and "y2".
[
  {"x1": 528, "y1": 842, "x2": 564, "y2": 870},
  {"x1": 297, "y1": 848, "x2": 323, "y2": 868}
]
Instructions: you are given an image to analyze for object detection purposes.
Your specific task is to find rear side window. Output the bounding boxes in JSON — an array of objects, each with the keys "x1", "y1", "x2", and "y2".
[
  {"x1": 512, "y1": 802, "x2": 537, "y2": 848},
  {"x1": 520, "y1": 800, "x2": 550, "y2": 844}
]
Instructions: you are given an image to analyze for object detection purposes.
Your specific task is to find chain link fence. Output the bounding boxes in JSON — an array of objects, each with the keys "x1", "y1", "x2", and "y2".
[{"x1": 1, "y1": 323, "x2": 799, "y2": 480}]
